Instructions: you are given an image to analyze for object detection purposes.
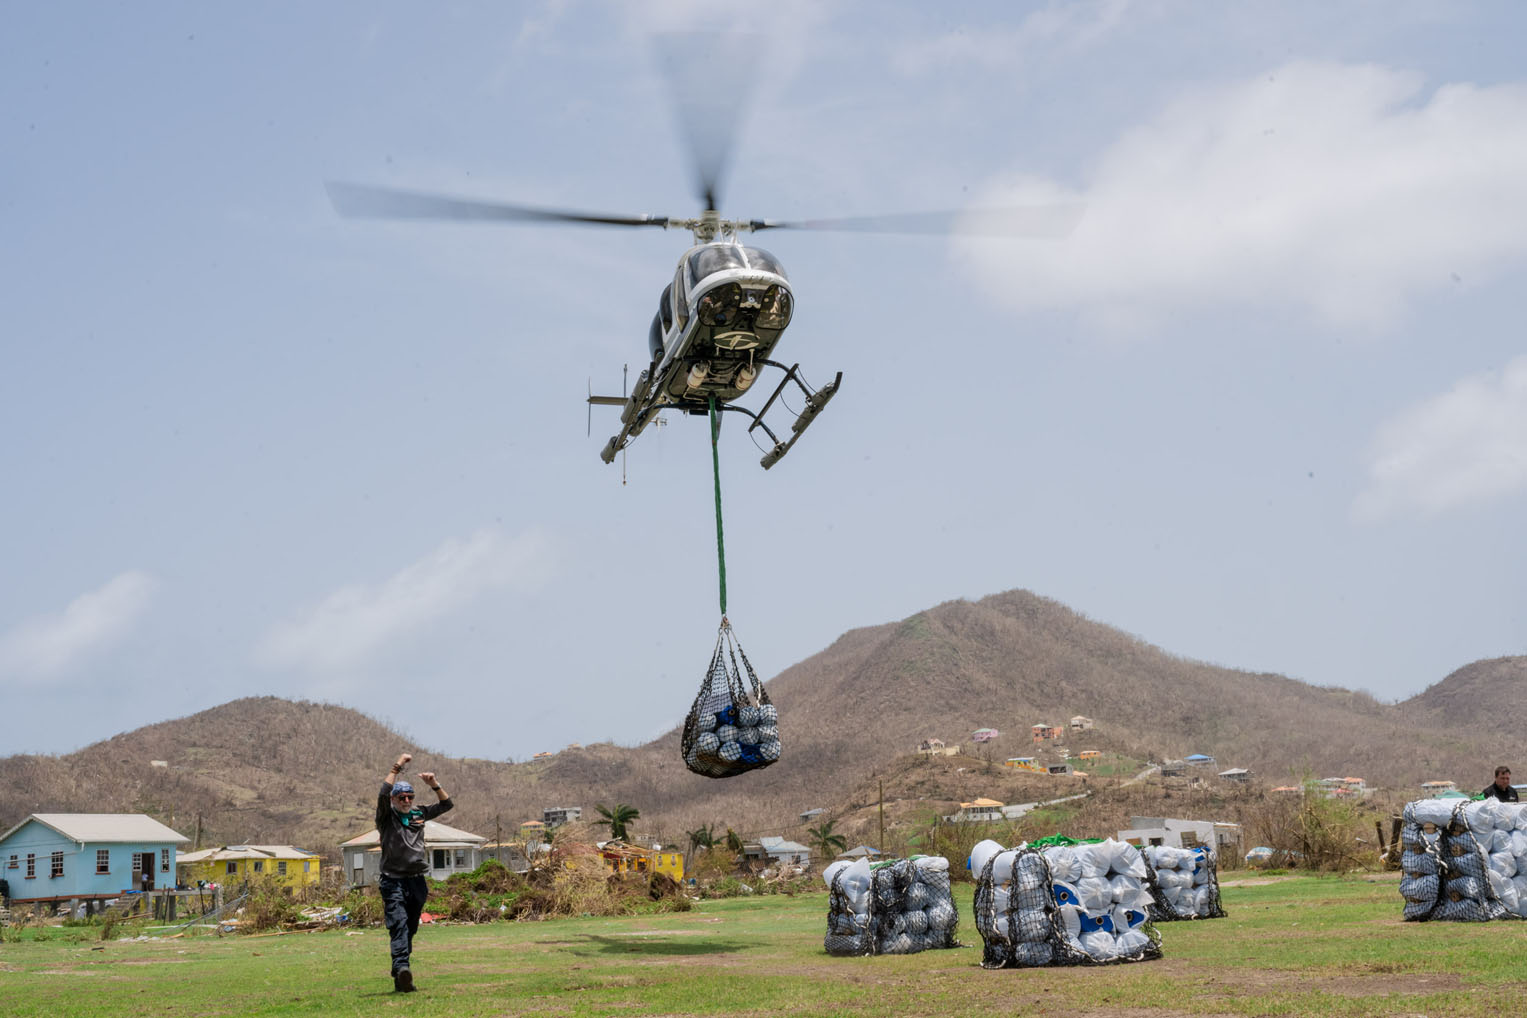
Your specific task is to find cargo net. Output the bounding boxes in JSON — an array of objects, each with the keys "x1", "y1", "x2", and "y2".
[
  {"x1": 1140, "y1": 845, "x2": 1226, "y2": 921},
  {"x1": 823, "y1": 856, "x2": 960, "y2": 956},
  {"x1": 680, "y1": 620, "x2": 780, "y2": 779},
  {"x1": 971, "y1": 839, "x2": 1162, "y2": 969},
  {"x1": 1399, "y1": 798, "x2": 1527, "y2": 922}
]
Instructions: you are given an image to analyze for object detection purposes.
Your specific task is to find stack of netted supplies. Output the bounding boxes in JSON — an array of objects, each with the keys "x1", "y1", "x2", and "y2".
[
  {"x1": 1400, "y1": 798, "x2": 1527, "y2": 921},
  {"x1": 822, "y1": 856, "x2": 959, "y2": 956},
  {"x1": 971, "y1": 839, "x2": 1162, "y2": 968},
  {"x1": 1141, "y1": 844, "x2": 1226, "y2": 921}
]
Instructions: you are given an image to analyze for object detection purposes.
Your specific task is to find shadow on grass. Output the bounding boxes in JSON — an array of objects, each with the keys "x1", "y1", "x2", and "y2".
[{"x1": 572, "y1": 934, "x2": 745, "y2": 957}]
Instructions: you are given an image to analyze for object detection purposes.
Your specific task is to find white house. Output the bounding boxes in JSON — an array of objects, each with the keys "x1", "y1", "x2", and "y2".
[{"x1": 340, "y1": 820, "x2": 487, "y2": 888}]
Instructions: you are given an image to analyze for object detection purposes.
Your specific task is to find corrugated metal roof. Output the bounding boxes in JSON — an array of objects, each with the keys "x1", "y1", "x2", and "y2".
[
  {"x1": 340, "y1": 819, "x2": 485, "y2": 847},
  {"x1": 3, "y1": 814, "x2": 190, "y2": 845}
]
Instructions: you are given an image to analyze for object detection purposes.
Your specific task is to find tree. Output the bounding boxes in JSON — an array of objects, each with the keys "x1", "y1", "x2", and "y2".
[
  {"x1": 595, "y1": 803, "x2": 640, "y2": 841},
  {"x1": 807, "y1": 819, "x2": 847, "y2": 860},
  {"x1": 685, "y1": 823, "x2": 716, "y2": 857},
  {"x1": 723, "y1": 827, "x2": 745, "y2": 855}
]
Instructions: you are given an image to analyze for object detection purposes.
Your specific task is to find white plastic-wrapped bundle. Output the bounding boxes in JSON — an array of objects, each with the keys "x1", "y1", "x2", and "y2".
[
  {"x1": 973, "y1": 839, "x2": 1162, "y2": 968},
  {"x1": 824, "y1": 856, "x2": 959, "y2": 956},
  {"x1": 1141, "y1": 844, "x2": 1226, "y2": 921},
  {"x1": 680, "y1": 623, "x2": 781, "y2": 778},
  {"x1": 1399, "y1": 798, "x2": 1527, "y2": 921}
]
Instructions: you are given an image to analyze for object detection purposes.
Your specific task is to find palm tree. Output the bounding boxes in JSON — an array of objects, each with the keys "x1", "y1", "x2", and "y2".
[
  {"x1": 723, "y1": 827, "x2": 745, "y2": 855},
  {"x1": 807, "y1": 819, "x2": 848, "y2": 860},
  {"x1": 595, "y1": 803, "x2": 640, "y2": 841},
  {"x1": 685, "y1": 823, "x2": 716, "y2": 858}
]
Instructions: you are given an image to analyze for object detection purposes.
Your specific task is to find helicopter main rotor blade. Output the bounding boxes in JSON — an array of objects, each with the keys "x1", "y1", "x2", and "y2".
[
  {"x1": 326, "y1": 181, "x2": 673, "y2": 229},
  {"x1": 653, "y1": 31, "x2": 759, "y2": 213},
  {"x1": 749, "y1": 204, "x2": 1086, "y2": 238}
]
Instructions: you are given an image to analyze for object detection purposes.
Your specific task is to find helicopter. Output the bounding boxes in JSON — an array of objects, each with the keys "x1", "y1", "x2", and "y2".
[{"x1": 325, "y1": 44, "x2": 1079, "y2": 470}]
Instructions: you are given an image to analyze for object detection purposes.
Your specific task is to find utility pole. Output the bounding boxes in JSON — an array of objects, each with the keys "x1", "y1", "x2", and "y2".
[{"x1": 878, "y1": 779, "x2": 885, "y2": 854}]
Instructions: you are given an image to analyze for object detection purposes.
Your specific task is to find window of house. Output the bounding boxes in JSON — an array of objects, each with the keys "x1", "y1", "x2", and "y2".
[
  {"x1": 161, "y1": 848, "x2": 170, "y2": 872},
  {"x1": 277, "y1": 861, "x2": 287, "y2": 876},
  {"x1": 454, "y1": 850, "x2": 467, "y2": 868},
  {"x1": 131, "y1": 853, "x2": 142, "y2": 874},
  {"x1": 303, "y1": 861, "x2": 311, "y2": 873},
  {"x1": 253, "y1": 860, "x2": 264, "y2": 873},
  {"x1": 432, "y1": 849, "x2": 447, "y2": 870},
  {"x1": 6, "y1": 854, "x2": 16, "y2": 869},
  {"x1": 26, "y1": 854, "x2": 36, "y2": 879},
  {"x1": 226, "y1": 861, "x2": 237, "y2": 875},
  {"x1": 51, "y1": 851, "x2": 64, "y2": 878},
  {"x1": 96, "y1": 849, "x2": 110, "y2": 874}
]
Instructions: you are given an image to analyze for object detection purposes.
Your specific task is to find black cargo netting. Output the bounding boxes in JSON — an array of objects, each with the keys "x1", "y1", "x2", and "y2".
[
  {"x1": 972, "y1": 843, "x2": 1162, "y2": 969},
  {"x1": 680, "y1": 620, "x2": 779, "y2": 778},
  {"x1": 824, "y1": 857, "x2": 960, "y2": 956},
  {"x1": 1140, "y1": 845, "x2": 1226, "y2": 921},
  {"x1": 1398, "y1": 799, "x2": 1527, "y2": 922}
]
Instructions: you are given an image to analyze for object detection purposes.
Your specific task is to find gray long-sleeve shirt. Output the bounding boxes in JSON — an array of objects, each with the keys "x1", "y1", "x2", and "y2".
[{"x1": 376, "y1": 782, "x2": 455, "y2": 878}]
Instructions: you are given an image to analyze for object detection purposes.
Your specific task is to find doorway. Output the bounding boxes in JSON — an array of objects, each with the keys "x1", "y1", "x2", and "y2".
[{"x1": 139, "y1": 853, "x2": 156, "y2": 890}]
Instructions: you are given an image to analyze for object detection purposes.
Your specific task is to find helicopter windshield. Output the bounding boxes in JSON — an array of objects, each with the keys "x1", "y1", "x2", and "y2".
[
  {"x1": 687, "y1": 245, "x2": 747, "y2": 284},
  {"x1": 742, "y1": 247, "x2": 787, "y2": 278}
]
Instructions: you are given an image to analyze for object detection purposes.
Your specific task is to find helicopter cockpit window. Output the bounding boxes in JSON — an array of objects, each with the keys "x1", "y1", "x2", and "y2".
[
  {"x1": 687, "y1": 246, "x2": 747, "y2": 284},
  {"x1": 659, "y1": 284, "x2": 674, "y2": 331},
  {"x1": 741, "y1": 247, "x2": 787, "y2": 279}
]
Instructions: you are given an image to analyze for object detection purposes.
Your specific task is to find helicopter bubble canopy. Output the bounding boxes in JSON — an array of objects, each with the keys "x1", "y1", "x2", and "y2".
[{"x1": 686, "y1": 245, "x2": 788, "y2": 286}]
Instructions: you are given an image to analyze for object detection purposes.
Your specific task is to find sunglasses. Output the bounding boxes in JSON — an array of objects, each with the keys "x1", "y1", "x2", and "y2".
[{"x1": 394, "y1": 794, "x2": 415, "y2": 801}]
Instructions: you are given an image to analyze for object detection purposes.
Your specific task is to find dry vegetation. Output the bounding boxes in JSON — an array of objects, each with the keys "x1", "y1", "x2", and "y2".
[{"x1": 1, "y1": 589, "x2": 1520, "y2": 866}]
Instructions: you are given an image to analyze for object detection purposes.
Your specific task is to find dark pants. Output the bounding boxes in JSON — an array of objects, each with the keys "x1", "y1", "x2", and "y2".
[{"x1": 379, "y1": 875, "x2": 430, "y2": 974}]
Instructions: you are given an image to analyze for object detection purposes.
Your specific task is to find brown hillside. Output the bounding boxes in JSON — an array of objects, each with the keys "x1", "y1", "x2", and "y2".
[
  {"x1": 0, "y1": 589, "x2": 1514, "y2": 857},
  {"x1": 1396, "y1": 656, "x2": 1527, "y2": 743}
]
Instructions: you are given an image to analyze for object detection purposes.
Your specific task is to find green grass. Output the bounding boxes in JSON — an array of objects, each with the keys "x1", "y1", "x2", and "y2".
[{"x1": 0, "y1": 874, "x2": 1519, "y2": 1017}]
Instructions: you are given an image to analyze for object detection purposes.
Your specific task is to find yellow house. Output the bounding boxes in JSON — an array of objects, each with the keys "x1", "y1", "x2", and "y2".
[
  {"x1": 176, "y1": 845, "x2": 321, "y2": 890},
  {"x1": 1077, "y1": 750, "x2": 1102, "y2": 761},
  {"x1": 598, "y1": 840, "x2": 685, "y2": 882}
]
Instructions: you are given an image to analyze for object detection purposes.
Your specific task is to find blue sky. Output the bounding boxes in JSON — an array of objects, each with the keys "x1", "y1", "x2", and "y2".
[{"x1": 3, "y1": 1, "x2": 1524, "y2": 758}]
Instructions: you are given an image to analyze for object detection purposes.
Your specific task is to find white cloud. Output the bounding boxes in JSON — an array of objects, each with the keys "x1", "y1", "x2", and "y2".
[
  {"x1": 1353, "y1": 357, "x2": 1527, "y2": 521},
  {"x1": 892, "y1": 0, "x2": 1133, "y2": 75},
  {"x1": 0, "y1": 572, "x2": 159, "y2": 682},
  {"x1": 258, "y1": 528, "x2": 554, "y2": 672},
  {"x1": 958, "y1": 62, "x2": 1527, "y2": 332}
]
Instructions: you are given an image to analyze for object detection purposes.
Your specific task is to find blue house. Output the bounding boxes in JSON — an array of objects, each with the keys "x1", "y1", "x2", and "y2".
[
  {"x1": 0, "y1": 814, "x2": 190, "y2": 905},
  {"x1": 1185, "y1": 754, "x2": 1216, "y2": 767}
]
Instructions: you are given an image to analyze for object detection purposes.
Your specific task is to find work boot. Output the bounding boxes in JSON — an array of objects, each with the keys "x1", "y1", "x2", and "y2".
[{"x1": 394, "y1": 969, "x2": 415, "y2": 993}]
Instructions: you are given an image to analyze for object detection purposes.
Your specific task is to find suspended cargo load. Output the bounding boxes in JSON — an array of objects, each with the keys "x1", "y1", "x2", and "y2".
[{"x1": 681, "y1": 619, "x2": 780, "y2": 778}]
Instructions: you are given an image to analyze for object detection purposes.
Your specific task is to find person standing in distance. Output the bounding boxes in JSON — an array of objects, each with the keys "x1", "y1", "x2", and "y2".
[
  {"x1": 1482, "y1": 765, "x2": 1519, "y2": 802},
  {"x1": 378, "y1": 751, "x2": 454, "y2": 992}
]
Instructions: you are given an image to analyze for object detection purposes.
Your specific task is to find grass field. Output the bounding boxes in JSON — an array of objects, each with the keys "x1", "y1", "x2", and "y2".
[{"x1": 1, "y1": 873, "x2": 1521, "y2": 1017}]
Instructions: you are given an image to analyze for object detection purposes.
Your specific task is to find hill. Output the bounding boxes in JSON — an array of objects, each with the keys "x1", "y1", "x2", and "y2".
[{"x1": 1, "y1": 589, "x2": 1520, "y2": 855}]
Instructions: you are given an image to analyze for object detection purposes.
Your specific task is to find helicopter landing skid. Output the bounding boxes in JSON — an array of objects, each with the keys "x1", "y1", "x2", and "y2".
[{"x1": 746, "y1": 364, "x2": 842, "y2": 470}]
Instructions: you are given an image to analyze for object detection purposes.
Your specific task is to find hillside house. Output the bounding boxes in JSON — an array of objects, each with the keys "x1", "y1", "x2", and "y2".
[
  {"x1": 0, "y1": 814, "x2": 188, "y2": 906},
  {"x1": 836, "y1": 845, "x2": 884, "y2": 860},
  {"x1": 971, "y1": 728, "x2": 1000, "y2": 743},
  {"x1": 1069, "y1": 716, "x2": 1094, "y2": 731},
  {"x1": 1271, "y1": 785, "x2": 1302, "y2": 795},
  {"x1": 1031, "y1": 723, "x2": 1063, "y2": 742},
  {"x1": 1004, "y1": 757, "x2": 1042, "y2": 772},
  {"x1": 341, "y1": 820, "x2": 487, "y2": 888},
  {"x1": 1421, "y1": 780, "x2": 1457, "y2": 796},
  {"x1": 1077, "y1": 750, "x2": 1102, "y2": 761},
  {"x1": 1046, "y1": 763, "x2": 1072, "y2": 775},
  {"x1": 799, "y1": 808, "x2": 827, "y2": 823},
  {"x1": 742, "y1": 837, "x2": 811, "y2": 868},
  {"x1": 482, "y1": 842, "x2": 533, "y2": 874},
  {"x1": 1185, "y1": 754, "x2": 1216, "y2": 767},
  {"x1": 1217, "y1": 768, "x2": 1250, "y2": 783},
  {"x1": 1118, "y1": 816, "x2": 1243, "y2": 856},
  {"x1": 176, "y1": 845, "x2": 320, "y2": 890},
  {"x1": 1317, "y1": 777, "x2": 1368, "y2": 797},
  {"x1": 1160, "y1": 760, "x2": 1188, "y2": 778},
  {"x1": 532, "y1": 751, "x2": 554, "y2": 760},
  {"x1": 946, "y1": 798, "x2": 1006, "y2": 823},
  {"x1": 543, "y1": 807, "x2": 583, "y2": 828}
]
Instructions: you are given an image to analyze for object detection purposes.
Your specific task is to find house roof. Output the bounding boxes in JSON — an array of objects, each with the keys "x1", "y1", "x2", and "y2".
[
  {"x1": 1, "y1": 813, "x2": 190, "y2": 845},
  {"x1": 837, "y1": 845, "x2": 884, "y2": 858},
  {"x1": 340, "y1": 820, "x2": 486, "y2": 848},
  {"x1": 752, "y1": 836, "x2": 810, "y2": 855},
  {"x1": 176, "y1": 845, "x2": 316, "y2": 863},
  {"x1": 960, "y1": 798, "x2": 1005, "y2": 809},
  {"x1": 1218, "y1": 768, "x2": 1250, "y2": 776},
  {"x1": 1186, "y1": 754, "x2": 1214, "y2": 761}
]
